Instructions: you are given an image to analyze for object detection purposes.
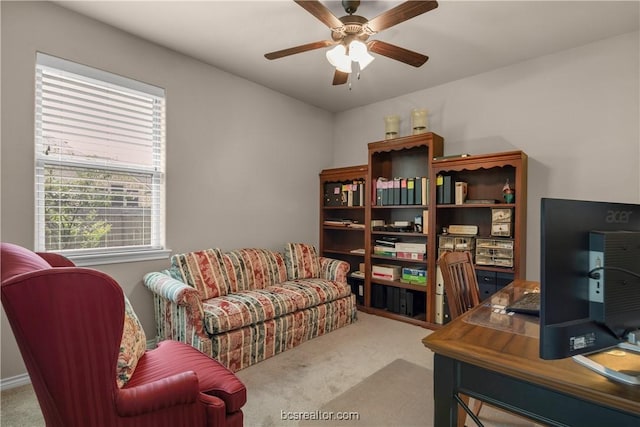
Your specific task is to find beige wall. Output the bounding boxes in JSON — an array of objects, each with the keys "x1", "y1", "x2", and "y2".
[
  {"x1": 333, "y1": 31, "x2": 640, "y2": 282},
  {"x1": 1, "y1": 1, "x2": 333, "y2": 381}
]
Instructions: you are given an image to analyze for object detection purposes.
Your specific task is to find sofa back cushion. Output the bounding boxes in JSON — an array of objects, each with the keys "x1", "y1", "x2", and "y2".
[
  {"x1": 225, "y1": 249, "x2": 287, "y2": 292},
  {"x1": 170, "y1": 248, "x2": 232, "y2": 299},
  {"x1": 284, "y1": 243, "x2": 321, "y2": 280}
]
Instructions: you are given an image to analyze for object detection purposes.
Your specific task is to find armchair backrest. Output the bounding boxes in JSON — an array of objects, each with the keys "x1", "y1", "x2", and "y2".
[{"x1": 1, "y1": 243, "x2": 125, "y2": 426}]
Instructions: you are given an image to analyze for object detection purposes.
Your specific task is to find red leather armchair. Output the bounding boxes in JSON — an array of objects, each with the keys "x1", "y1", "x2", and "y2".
[{"x1": 1, "y1": 243, "x2": 246, "y2": 427}]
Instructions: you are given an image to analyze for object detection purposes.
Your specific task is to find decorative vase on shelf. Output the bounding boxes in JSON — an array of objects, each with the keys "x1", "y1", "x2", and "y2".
[
  {"x1": 411, "y1": 108, "x2": 428, "y2": 135},
  {"x1": 503, "y1": 179, "x2": 515, "y2": 203},
  {"x1": 384, "y1": 115, "x2": 400, "y2": 140}
]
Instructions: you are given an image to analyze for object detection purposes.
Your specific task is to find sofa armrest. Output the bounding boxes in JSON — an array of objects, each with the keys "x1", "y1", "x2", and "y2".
[
  {"x1": 318, "y1": 257, "x2": 350, "y2": 282},
  {"x1": 115, "y1": 371, "x2": 199, "y2": 417},
  {"x1": 143, "y1": 271, "x2": 208, "y2": 341},
  {"x1": 143, "y1": 271, "x2": 199, "y2": 307}
]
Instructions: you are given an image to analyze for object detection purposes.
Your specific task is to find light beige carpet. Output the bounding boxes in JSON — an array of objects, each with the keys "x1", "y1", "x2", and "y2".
[
  {"x1": 299, "y1": 358, "x2": 432, "y2": 427},
  {"x1": 2, "y1": 312, "x2": 541, "y2": 427}
]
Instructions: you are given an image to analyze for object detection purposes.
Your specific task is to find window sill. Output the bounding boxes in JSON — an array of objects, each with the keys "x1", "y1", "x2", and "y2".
[{"x1": 66, "y1": 249, "x2": 172, "y2": 267}]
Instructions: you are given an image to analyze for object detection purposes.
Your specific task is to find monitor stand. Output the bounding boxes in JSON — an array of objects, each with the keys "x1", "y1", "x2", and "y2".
[{"x1": 572, "y1": 342, "x2": 640, "y2": 386}]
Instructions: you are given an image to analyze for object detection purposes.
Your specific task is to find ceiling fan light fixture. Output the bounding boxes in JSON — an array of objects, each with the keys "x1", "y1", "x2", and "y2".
[
  {"x1": 349, "y1": 40, "x2": 375, "y2": 70},
  {"x1": 326, "y1": 44, "x2": 352, "y2": 73},
  {"x1": 325, "y1": 44, "x2": 345, "y2": 66}
]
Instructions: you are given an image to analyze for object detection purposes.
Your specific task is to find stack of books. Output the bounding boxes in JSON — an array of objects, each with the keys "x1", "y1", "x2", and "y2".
[
  {"x1": 373, "y1": 236, "x2": 399, "y2": 257},
  {"x1": 395, "y1": 242, "x2": 426, "y2": 261}
]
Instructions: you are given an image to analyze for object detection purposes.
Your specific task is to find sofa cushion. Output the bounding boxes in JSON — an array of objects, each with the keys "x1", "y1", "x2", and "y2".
[
  {"x1": 171, "y1": 248, "x2": 230, "y2": 299},
  {"x1": 202, "y1": 289, "x2": 299, "y2": 334},
  {"x1": 270, "y1": 279, "x2": 353, "y2": 311},
  {"x1": 284, "y1": 243, "x2": 321, "y2": 280},
  {"x1": 225, "y1": 249, "x2": 287, "y2": 292},
  {"x1": 117, "y1": 296, "x2": 147, "y2": 388}
]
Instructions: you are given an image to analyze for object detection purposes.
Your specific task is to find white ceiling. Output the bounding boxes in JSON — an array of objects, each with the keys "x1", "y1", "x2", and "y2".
[{"x1": 53, "y1": 0, "x2": 640, "y2": 113}]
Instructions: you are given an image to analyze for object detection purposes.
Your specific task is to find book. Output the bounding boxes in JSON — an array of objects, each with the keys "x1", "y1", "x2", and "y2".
[
  {"x1": 395, "y1": 242, "x2": 426, "y2": 253},
  {"x1": 455, "y1": 181, "x2": 468, "y2": 205},
  {"x1": 422, "y1": 177, "x2": 429, "y2": 206}
]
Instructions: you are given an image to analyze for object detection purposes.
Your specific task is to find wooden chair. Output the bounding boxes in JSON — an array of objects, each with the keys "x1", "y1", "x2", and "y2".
[{"x1": 437, "y1": 250, "x2": 483, "y2": 426}]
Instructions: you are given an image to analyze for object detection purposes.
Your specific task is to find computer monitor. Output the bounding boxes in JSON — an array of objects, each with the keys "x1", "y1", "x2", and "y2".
[{"x1": 539, "y1": 198, "x2": 640, "y2": 360}]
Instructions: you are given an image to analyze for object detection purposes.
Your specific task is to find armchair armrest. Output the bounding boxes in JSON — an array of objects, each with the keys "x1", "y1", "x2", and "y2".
[
  {"x1": 115, "y1": 371, "x2": 199, "y2": 417},
  {"x1": 36, "y1": 252, "x2": 75, "y2": 267},
  {"x1": 318, "y1": 257, "x2": 349, "y2": 282}
]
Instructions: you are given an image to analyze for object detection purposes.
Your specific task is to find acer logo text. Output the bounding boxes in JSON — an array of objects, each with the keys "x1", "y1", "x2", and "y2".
[{"x1": 605, "y1": 210, "x2": 632, "y2": 224}]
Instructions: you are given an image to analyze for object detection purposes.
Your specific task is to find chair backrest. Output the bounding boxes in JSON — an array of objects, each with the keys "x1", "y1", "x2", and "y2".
[
  {"x1": 437, "y1": 250, "x2": 481, "y2": 320},
  {"x1": 1, "y1": 243, "x2": 125, "y2": 427}
]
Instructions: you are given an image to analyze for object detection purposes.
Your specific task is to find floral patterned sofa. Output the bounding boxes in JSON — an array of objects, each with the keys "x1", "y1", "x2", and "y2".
[{"x1": 143, "y1": 243, "x2": 357, "y2": 371}]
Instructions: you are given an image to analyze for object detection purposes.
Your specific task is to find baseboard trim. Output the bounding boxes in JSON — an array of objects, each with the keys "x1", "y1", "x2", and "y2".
[{"x1": 1, "y1": 373, "x2": 31, "y2": 391}]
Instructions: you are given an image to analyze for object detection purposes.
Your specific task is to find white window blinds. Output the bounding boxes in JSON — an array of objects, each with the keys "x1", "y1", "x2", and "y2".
[{"x1": 35, "y1": 53, "x2": 166, "y2": 260}]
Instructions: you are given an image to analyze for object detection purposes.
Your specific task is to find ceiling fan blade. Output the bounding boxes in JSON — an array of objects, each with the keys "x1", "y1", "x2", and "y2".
[
  {"x1": 265, "y1": 40, "x2": 335, "y2": 60},
  {"x1": 365, "y1": 1, "x2": 438, "y2": 33},
  {"x1": 294, "y1": 0, "x2": 344, "y2": 30},
  {"x1": 332, "y1": 70, "x2": 349, "y2": 86},
  {"x1": 367, "y1": 40, "x2": 428, "y2": 67}
]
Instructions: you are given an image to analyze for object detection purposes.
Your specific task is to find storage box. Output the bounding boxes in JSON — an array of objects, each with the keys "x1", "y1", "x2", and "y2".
[
  {"x1": 401, "y1": 267, "x2": 427, "y2": 285},
  {"x1": 491, "y1": 222, "x2": 512, "y2": 237},
  {"x1": 372, "y1": 264, "x2": 401, "y2": 280},
  {"x1": 454, "y1": 237, "x2": 475, "y2": 251},
  {"x1": 396, "y1": 251, "x2": 426, "y2": 261},
  {"x1": 395, "y1": 242, "x2": 426, "y2": 253},
  {"x1": 439, "y1": 236, "x2": 455, "y2": 249},
  {"x1": 491, "y1": 208, "x2": 513, "y2": 223}
]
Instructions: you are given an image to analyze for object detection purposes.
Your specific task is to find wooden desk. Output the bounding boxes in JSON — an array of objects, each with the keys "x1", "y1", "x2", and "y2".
[{"x1": 422, "y1": 280, "x2": 640, "y2": 426}]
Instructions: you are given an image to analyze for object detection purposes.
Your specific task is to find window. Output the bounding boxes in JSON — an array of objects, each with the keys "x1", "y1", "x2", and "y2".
[{"x1": 35, "y1": 53, "x2": 168, "y2": 265}]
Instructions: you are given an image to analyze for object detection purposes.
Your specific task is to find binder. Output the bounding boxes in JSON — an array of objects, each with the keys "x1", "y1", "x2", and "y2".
[
  {"x1": 414, "y1": 177, "x2": 422, "y2": 205},
  {"x1": 436, "y1": 174, "x2": 444, "y2": 204},
  {"x1": 400, "y1": 178, "x2": 408, "y2": 205},
  {"x1": 405, "y1": 290, "x2": 414, "y2": 317},
  {"x1": 407, "y1": 178, "x2": 415, "y2": 204},
  {"x1": 325, "y1": 183, "x2": 342, "y2": 206},
  {"x1": 375, "y1": 178, "x2": 386, "y2": 206},
  {"x1": 399, "y1": 289, "x2": 407, "y2": 314},
  {"x1": 442, "y1": 175, "x2": 453, "y2": 204},
  {"x1": 352, "y1": 181, "x2": 361, "y2": 207},
  {"x1": 435, "y1": 293, "x2": 444, "y2": 324},
  {"x1": 392, "y1": 178, "x2": 401, "y2": 205}
]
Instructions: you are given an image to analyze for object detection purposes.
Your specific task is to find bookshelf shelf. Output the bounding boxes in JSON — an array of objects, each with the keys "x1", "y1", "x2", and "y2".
[
  {"x1": 432, "y1": 150, "x2": 528, "y2": 325},
  {"x1": 320, "y1": 165, "x2": 368, "y2": 307},
  {"x1": 366, "y1": 132, "x2": 444, "y2": 328}
]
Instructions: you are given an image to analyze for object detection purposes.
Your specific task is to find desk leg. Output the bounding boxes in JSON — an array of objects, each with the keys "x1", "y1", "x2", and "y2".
[{"x1": 433, "y1": 353, "x2": 459, "y2": 427}]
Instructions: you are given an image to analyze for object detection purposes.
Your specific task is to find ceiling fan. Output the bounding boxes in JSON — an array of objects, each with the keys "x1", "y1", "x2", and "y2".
[{"x1": 264, "y1": 0, "x2": 439, "y2": 86}]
